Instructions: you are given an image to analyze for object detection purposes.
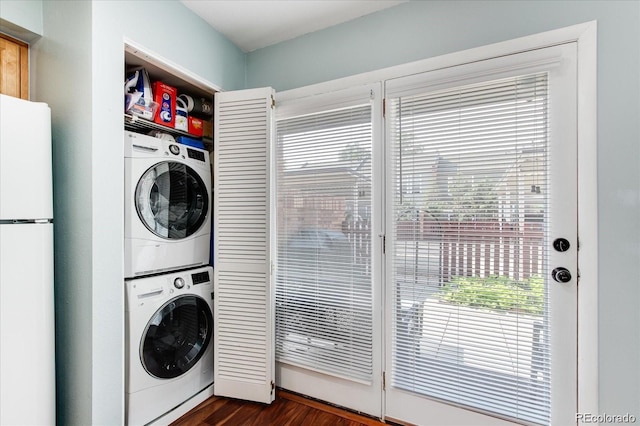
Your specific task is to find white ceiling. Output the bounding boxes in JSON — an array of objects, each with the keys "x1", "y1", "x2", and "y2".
[{"x1": 180, "y1": 0, "x2": 408, "y2": 53}]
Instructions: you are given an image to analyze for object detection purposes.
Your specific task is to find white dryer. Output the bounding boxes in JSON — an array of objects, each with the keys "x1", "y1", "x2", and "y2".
[
  {"x1": 125, "y1": 131, "x2": 211, "y2": 277},
  {"x1": 125, "y1": 266, "x2": 214, "y2": 426}
]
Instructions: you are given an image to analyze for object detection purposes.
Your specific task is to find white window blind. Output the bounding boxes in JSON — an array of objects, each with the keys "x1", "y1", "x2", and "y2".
[
  {"x1": 389, "y1": 73, "x2": 551, "y2": 424},
  {"x1": 275, "y1": 102, "x2": 374, "y2": 383}
]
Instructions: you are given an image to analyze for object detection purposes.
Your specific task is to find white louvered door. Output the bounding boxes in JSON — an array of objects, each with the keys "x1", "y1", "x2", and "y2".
[{"x1": 213, "y1": 87, "x2": 276, "y2": 404}]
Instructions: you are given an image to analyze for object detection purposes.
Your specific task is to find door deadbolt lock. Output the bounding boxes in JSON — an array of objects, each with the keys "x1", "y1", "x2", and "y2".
[
  {"x1": 552, "y1": 267, "x2": 572, "y2": 283},
  {"x1": 553, "y1": 238, "x2": 571, "y2": 252}
]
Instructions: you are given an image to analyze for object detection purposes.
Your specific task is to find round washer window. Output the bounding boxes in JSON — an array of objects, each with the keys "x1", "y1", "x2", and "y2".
[
  {"x1": 136, "y1": 161, "x2": 209, "y2": 240},
  {"x1": 140, "y1": 295, "x2": 213, "y2": 379}
]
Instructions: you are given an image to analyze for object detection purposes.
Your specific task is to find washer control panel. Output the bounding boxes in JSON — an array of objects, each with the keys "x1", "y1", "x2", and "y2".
[
  {"x1": 174, "y1": 277, "x2": 185, "y2": 289},
  {"x1": 169, "y1": 144, "x2": 180, "y2": 155}
]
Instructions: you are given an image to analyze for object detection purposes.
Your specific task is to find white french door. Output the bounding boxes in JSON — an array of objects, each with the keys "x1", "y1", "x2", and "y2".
[
  {"x1": 384, "y1": 44, "x2": 578, "y2": 425},
  {"x1": 274, "y1": 84, "x2": 384, "y2": 417}
]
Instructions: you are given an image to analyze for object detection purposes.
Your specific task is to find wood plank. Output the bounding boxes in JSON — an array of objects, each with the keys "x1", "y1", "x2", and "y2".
[
  {"x1": 171, "y1": 389, "x2": 386, "y2": 426},
  {"x1": 279, "y1": 390, "x2": 384, "y2": 426},
  {"x1": 169, "y1": 396, "x2": 223, "y2": 426},
  {"x1": 0, "y1": 38, "x2": 20, "y2": 97},
  {"x1": 0, "y1": 34, "x2": 28, "y2": 100},
  {"x1": 19, "y1": 43, "x2": 28, "y2": 99}
]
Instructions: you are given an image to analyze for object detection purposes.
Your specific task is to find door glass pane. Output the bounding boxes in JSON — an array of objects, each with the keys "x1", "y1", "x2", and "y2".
[
  {"x1": 276, "y1": 105, "x2": 374, "y2": 382},
  {"x1": 136, "y1": 161, "x2": 209, "y2": 239},
  {"x1": 141, "y1": 295, "x2": 213, "y2": 379},
  {"x1": 390, "y1": 74, "x2": 550, "y2": 424}
]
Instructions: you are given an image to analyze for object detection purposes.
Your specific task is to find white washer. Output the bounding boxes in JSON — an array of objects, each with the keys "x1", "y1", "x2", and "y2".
[
  {"x1": 125, "y1": 131, "x2": 211, "y2": 277},
  {"x1": 125, "y1": 266, "x2": 214, "y2": 426}
]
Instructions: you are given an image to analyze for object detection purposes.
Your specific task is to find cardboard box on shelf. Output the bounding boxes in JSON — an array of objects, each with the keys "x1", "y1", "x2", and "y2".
[
  {"x1": 188, "y1": 116, "x2": 204, "y2": 137},
  {"x1": 152, "y1": 81, "x2": 177, "y2": 128},
  {"x1": 176, "y1": 135, "x2": 205, "y2": 150},
  {"x1": 175, "y1": 97, "x2": 188, "y2": 132},
  {"x1": 202, "y1": 120, "x2": 213, "y2": 140},
  {"x1": 125, "y1": 95, "x2": 158, "y2": 121}
]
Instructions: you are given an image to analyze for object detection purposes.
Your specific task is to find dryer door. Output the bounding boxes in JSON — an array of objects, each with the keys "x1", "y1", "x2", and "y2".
[
  {"x1": 136, "y1": 161, "x2": 209, "y2": 239},
  {"x1": 141, "y1": 294, "x2": 213, "y2": 379}
]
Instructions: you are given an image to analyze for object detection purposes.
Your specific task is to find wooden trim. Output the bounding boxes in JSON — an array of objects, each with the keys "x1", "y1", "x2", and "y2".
[
  {"x1": 19, "y1": 43, "x2": 28, "y2": 99},
  {"x1": 0, "y1": 32, "x2": 29, "y2": 100},
  {"x1": 0, "y1": 32, "x2": 28, "y2": 48}
]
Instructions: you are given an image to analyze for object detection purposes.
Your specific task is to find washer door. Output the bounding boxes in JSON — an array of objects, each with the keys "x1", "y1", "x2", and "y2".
[
  {"x1": 136, "y1": 161, "x2": 209, "y2": 239},
  {"x1": 141, "y1": 294, "x2": 213, "y2": 379}
]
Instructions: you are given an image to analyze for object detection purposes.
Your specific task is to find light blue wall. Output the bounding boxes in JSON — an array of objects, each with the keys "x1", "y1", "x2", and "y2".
[
  {"x1": 31, "y1": 3, "x2": 93, "y2": 424},
  {"x1": 4, "y1": 0, "x2": 245, "y2": 424},
  {"x1": 247, "y1": 0, "x2": 640, "y2": 419},
  {"x1": 2, "y1": 0, "x2": 639, "y2": 423},
  {"x1": 0, "y1": 0, "x2": 43, "y2": 40}
]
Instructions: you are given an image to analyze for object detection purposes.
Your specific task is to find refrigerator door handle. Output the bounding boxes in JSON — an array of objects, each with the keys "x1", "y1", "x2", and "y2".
[{"x1": 0, "y1": 219, "x2": 53, "y2": 224}]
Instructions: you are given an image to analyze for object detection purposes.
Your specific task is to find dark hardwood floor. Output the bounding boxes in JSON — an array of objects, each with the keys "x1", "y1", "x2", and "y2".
[{"x1": 171, "y1": 389, "x2": 387, "y2": 426}]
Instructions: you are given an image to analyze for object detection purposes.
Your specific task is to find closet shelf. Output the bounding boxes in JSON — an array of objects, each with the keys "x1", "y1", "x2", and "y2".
[{"x1": 124, "y1": 113, "x2": 194, "y2": 139}]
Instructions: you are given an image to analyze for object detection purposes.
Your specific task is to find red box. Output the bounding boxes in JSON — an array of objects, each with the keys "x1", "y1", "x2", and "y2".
[
  {"x1": 152, "y1": 81, "x2": 177, "y2": 128},
  {"x1": 188, "y1": 116, "x2": 204, "y2": 137}
]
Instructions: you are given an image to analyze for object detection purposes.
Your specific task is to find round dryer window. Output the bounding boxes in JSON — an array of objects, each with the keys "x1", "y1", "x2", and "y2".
[
  {"x1": 141, "y1": 295, "x2": 213, "y2": 379},
  {"x1": 136, "y1": 161, "x2": 209, "y2": 239}
]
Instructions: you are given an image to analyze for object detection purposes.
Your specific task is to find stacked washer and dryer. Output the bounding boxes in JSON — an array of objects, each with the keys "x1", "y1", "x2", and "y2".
[{"x1": 124, "y1": 130, "x2": 214, "y2": 425}]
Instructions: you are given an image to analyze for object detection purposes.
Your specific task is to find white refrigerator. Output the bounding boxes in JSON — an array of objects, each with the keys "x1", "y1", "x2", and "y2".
[{"x1": 0, "y1": 94, "x2": 55, "y2": 425}]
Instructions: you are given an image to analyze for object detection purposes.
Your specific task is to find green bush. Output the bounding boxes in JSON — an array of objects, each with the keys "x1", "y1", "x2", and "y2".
[{"x1": 440, "y1": 275, "x2": 544, "y2": 315}]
